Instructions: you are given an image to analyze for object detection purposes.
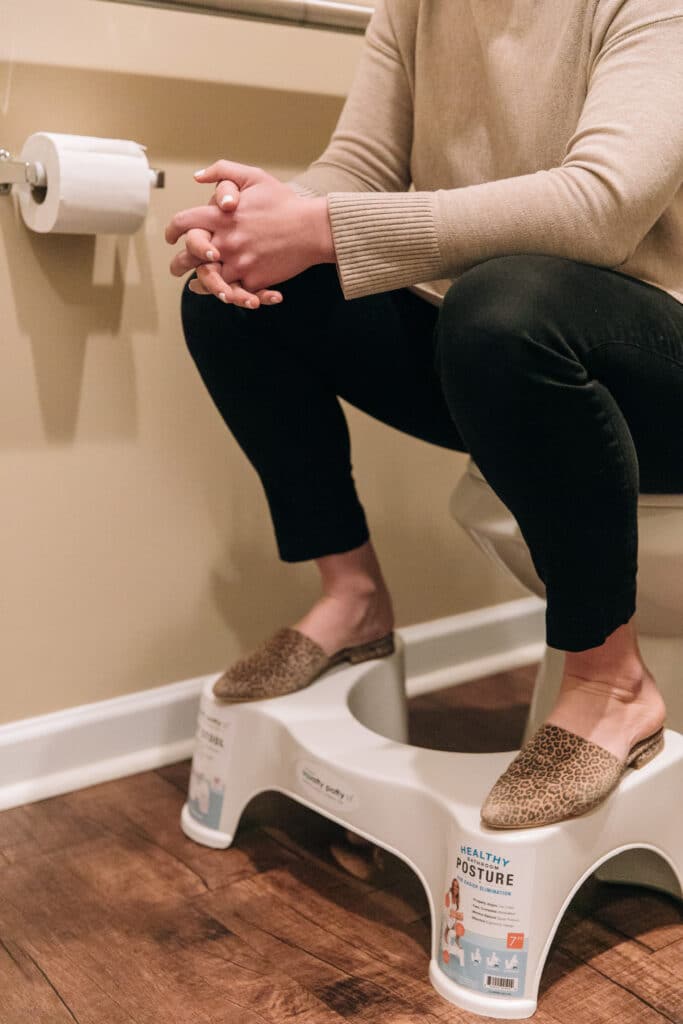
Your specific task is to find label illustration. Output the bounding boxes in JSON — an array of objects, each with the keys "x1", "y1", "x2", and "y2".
[
  {"x1": 295, "y1": 759, "x2": 359, "y2": 812},
  {"x1": 187, "y1": 704, "x2": 235, "y2": 830},
  {"x1": 438, "y1": 836, "x2": 536, "y2": 998}
]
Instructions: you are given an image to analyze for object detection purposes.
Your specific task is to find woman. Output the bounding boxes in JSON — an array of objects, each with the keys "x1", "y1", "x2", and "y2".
[{"x1": 165, "y1": 0, "x2": 683, "y2": 829}]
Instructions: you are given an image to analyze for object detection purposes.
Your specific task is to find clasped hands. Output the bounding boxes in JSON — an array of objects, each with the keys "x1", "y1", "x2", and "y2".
[{"x1": 165, "y1": 160, "x2": 335, "y2": 309}]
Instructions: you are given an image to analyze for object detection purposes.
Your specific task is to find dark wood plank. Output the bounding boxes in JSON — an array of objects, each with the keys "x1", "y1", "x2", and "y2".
[
  {"x1": 539, "y1": 946, "x2": 672, "y2": 1024},
  {"x1": 60, "y1": 769, "x2": 308, "y2": 893},
  {"x1": 363, "y1": 871, "x2": 431, "y2": 925},
  {"x1": 194, "y1": 864, "x2": 476, "y2": 1023},
  {"x1": 554, "y1": 909, "x2": 683, "y2": 1021},
  {"x1": 0, "y1": 797, "x2": 104, "y2": 867},
  {"x1": 651, "y1": 937, "x2": 683, "y2": 980},
  {"x1": 580, "y1": 881, "x2": 683, "y2": 952},
  {"x1": 156, "y1": 759, "x2": 192, "y2": 792},
  {"x1": 0, "y1": 850, "x2": 299, "y2": 1024},
  {"x1": 0, "y1": 929, "x2": 90, "y2": 1024},
  {"x1": 257, "y1": 820, "x2": 407, "y2": 895}
]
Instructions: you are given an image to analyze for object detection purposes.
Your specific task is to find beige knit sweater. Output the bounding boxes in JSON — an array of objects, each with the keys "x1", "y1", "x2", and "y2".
[{"x1": 288, "y1": 0, "x2": 683, "y2": 309}]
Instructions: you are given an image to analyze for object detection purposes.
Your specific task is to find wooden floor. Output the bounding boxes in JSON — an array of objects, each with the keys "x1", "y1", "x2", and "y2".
[{"x1": 1, "y1": 663, "x2": 681, "y2": 1024}]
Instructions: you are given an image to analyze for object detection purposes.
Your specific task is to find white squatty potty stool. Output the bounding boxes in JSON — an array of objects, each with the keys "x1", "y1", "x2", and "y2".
[{"x1": 181, "y1": 630, "x2": 683, "y2": 1020}]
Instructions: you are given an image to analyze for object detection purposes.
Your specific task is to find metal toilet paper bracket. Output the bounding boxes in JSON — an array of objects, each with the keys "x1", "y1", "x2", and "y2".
[{"x1": 0, "y1": 147, "x2": 165, "y2": 195}]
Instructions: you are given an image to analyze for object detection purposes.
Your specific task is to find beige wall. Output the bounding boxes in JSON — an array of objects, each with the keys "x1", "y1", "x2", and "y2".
[{"x1": 0, "y1": 0, "x2": 524, "y2": 725}]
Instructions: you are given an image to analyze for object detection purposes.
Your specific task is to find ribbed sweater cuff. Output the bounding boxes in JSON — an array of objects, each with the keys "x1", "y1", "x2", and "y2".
[{"x1": 326, "y1": 191, "x2": 443, "y2": 300}]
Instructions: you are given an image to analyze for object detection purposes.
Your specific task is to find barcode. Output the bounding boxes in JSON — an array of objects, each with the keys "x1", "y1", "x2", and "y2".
[{"x1": 485, "y1": 975, "x2": 518, "y2": 992}]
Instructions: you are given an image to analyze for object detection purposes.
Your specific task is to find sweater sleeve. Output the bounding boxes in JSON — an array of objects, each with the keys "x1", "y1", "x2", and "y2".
[
  {"x1": 284, "y1": 0, "x2": 413, "y2": 199},
  {"x1": 326, "y1": 10, "x2": 683, "y2": 300}
]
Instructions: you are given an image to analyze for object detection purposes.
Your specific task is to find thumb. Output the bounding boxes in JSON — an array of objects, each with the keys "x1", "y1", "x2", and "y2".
[{"x1": 194, "y1": 160, "x2": 266, "y2": 188}]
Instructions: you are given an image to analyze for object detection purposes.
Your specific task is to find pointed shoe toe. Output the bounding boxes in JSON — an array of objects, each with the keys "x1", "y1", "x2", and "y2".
[
  {"x1": 212, "y1": 626, "x2": 331, "y2": 703},
  {"x1": 480, "y1": 723, "x2": 665, "y2": 830},
  {"x1": 212, "y1": 627, "x2": 396, "y2": 703}
]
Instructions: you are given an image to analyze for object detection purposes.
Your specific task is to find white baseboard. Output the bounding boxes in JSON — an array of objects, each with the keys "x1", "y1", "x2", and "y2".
[{"x1": 0, "y1": 596, "x2": 546, "y2": 812}]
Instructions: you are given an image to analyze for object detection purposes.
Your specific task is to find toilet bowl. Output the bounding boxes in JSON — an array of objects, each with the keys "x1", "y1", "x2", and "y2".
[
  {"x1": 450, "y1": 456, "x2": 683, "y2": 895},
  {"x1": 451, "y1": 457, "x2": 683, "y2": 637}
]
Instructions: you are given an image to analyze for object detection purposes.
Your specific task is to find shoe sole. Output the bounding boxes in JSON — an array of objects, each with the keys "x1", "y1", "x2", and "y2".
[
  {"x1": 626, "y1": 726, "x2": 665, "y2": 768},
  {"x1": 214, "y1": 631, "x2": 396, "y2": 704},
  {"x1": 326, "y1": 631, "x2": 396, "y2": 666},
  {"x1": 482, "y1": 726, "x2": 666, "y2": 831}
]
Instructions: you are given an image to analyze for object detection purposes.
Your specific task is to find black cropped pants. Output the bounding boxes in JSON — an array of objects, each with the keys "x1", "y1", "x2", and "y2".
[{"x1": 181, "y1": 255, "x2": 683, "y2": 652}]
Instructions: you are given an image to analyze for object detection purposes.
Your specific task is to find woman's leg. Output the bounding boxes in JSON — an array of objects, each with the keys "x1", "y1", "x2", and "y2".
[
  {"x1": 181, "y1": 261, "x2": 466, "y2": 654},
  {"x1": 433, "y1": 253, "x2": 683, "y2": 758}
]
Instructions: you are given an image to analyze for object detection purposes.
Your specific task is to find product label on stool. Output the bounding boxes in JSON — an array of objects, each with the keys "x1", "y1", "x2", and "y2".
[
  {"x1": 438, "y1": 834, "x2": 536, "y2": 998},
  {"x1": 187, "y1": 704, "x2": 235, "y2": 830}
]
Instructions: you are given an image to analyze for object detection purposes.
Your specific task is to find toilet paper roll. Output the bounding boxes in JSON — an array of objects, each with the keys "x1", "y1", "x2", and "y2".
[{"x1": 17, "y1": 132, "x2": 153, "y2": 235}]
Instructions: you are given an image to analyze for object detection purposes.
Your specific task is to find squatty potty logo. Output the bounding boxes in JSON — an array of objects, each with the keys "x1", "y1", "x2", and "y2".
[{"x1": 296, "y1": 759, "x2": 358, "y2": 812}]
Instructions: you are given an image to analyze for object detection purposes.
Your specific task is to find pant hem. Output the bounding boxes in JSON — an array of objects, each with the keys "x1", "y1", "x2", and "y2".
[
  {"x1": 277, "y1": 526, "x2": 371, "y2": 563},
  {"x1": 545, "y1": 594, "x2": 637, "y2": 652}
]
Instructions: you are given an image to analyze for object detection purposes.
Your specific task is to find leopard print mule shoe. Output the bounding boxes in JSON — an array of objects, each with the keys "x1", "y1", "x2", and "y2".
[
  {"x1": 212, "y1": 626, "x2": 395, "y2": 703},
  {"x1": 480, "y1": 722, "x2": 665, "y2": 829}
]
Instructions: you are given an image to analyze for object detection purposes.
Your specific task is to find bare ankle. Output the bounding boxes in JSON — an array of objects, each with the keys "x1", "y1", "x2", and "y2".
[
  {"x1": 562, "y1": 617, "x2": 650, "y2": 689},
  {"x1": 324, "y1": 577, "x2": 382, "y2": 602},
  {"x1": 315, "y1": 540, "x2": 390, "y2": 604},
  {"x1": 561, "y1": 672, "x2": 649, "y2": 704},
  {"x1": 324, "y1": 585, "x2": 395, "y2": 628}
]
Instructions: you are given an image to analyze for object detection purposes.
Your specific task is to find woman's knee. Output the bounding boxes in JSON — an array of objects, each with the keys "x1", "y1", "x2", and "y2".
[
  {"x1": 434, "y1": 254, "x2": 579, "y2": 371},
  {"x1": 441, "y1": 254, "x2": 576, "y2": 331}
]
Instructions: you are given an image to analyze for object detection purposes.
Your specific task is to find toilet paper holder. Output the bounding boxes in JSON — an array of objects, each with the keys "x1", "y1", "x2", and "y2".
[{"x1": 0, "y1": 148, "x2": 165, "y2": 195}]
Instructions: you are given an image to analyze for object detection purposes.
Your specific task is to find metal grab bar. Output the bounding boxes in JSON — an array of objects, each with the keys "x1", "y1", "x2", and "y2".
[{"x1": 96, "y1": 0, "x2": 373, "y2": 33}]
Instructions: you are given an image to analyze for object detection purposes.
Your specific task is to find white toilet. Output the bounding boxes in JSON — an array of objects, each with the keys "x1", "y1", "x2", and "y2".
[{"x1": 450, "y1": 456, "x2": 683, "y2": 895}]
